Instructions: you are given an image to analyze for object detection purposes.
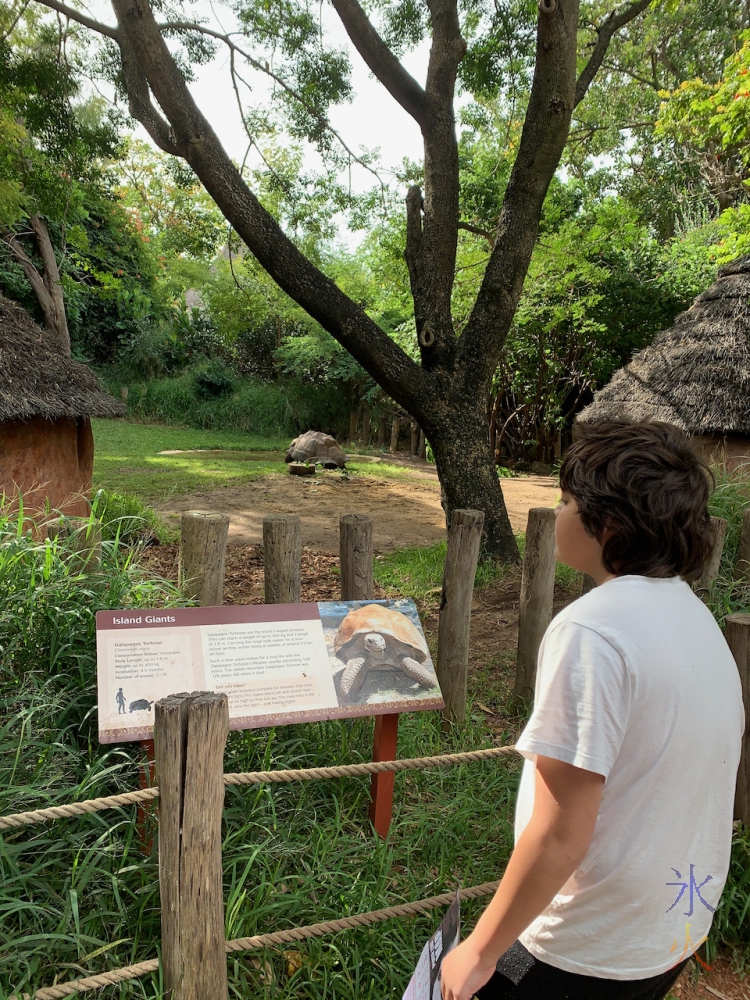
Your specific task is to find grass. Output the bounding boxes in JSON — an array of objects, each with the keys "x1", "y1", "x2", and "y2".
[
  {"x1": 92, "y1": 419, "x2": 288, "y2": 501},
  {"x1": 374, "y1": 537, "x2": 582, "y2": 607}
]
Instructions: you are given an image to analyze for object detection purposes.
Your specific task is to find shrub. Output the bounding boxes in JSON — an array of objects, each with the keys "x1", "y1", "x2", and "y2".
[{"x1": 192, "y1": 359, "x2": 236, "y2": 400}]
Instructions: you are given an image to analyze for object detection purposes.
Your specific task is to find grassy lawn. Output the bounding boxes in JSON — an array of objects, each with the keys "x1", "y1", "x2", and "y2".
[{"x1": 92, "y1": 419, "x2": 289, "y2": 500}]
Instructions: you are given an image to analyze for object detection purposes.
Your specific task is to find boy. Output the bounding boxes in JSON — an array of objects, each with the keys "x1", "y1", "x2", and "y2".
[{"x1": 441, "y1": 420, "x2": 745, "y2": 1000}]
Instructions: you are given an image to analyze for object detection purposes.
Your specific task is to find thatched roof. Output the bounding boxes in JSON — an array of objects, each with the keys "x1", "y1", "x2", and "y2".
[
  {"x1": 578, "y1": 255, "x2": 750, "y2": 436},
  {"x1": 0, "y1": 293, "x2": 124, "y2": 421}
]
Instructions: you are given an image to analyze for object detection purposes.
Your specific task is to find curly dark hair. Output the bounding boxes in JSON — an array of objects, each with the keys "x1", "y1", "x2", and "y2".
[{"x1": 560, "y1": 420, "x2": 714, "y2": 579}]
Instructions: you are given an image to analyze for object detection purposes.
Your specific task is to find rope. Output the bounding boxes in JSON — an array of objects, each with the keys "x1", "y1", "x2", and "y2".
[
  {"x1": 223, "y1": 745, "x2": 517, "y2": 786},
  {"x1": 0, "y1": 787, "x2": 160, "y2": 831},
  {"x1": 224, "y1": 879, "x2": 501, "y2": 953},
  {"x1": 18, "y1": 881, "x2": 501, "y2": 999},
  {"x1": 0, "y1": 746, "x2": 516, "y2": 830}
]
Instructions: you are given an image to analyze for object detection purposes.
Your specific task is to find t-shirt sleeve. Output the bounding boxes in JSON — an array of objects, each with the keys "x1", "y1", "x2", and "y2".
[{"x1": 515, "y1": 619, "x2": 632, "y2": 779}]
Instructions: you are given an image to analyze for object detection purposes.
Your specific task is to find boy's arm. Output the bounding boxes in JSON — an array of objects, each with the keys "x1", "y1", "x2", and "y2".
[{"x1": 440, "y1": 755, "x2": 605, "y2": 1000}]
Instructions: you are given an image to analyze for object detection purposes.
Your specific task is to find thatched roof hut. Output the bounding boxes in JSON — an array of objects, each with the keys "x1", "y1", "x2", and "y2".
[
  {"x1": 577, "y1": 255, "x2": 750, "y2": 467},
  {"x1": 0, "y1": 292, "x2": 124, "y2": 517}
]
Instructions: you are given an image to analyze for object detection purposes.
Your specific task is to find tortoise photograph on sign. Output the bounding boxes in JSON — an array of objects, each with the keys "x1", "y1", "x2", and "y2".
[{"x1": 320, "y1": 599, "x2": 441, "y2": 706}]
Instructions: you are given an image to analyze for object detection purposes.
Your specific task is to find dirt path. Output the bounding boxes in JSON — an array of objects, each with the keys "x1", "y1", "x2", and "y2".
[{"x1": 158, "y1": 469, "x2": 560, "y2": 551}]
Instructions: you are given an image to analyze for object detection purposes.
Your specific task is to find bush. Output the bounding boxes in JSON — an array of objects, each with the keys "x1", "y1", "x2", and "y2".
[{"x1": 192, "y1": 359, "x2": 236, "y2": 400}]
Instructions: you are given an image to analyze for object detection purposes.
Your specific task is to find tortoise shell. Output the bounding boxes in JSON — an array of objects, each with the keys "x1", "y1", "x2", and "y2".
[
  {"x1": 334, "y1": 604, "x2": 429, "y2": 663},
  {"x1": 285, "y1": 430, "x2": 348, "y2": 468}
]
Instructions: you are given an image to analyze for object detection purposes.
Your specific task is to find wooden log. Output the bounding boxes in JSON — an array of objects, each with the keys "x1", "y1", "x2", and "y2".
[
  {"x1": 736, "y1": 509, "x2": 750, "y2": 582},
  {"x1": 437, "y1": 508, "x2": 485, "y2": 727},
  {"x1": 48, "y1": 516, "x2": 103, "y2": 573},
  {"x1": 155, "y1": 692, "x2": 229, "y2": 1000},
  {"x1": 418, "y1": 430, "x2": 426, "y2": 460},
  {"x1": 288, "y1": 462, "x2": 315, "y2": 476},
  {"x1": 725, "y1": 615, "x2": 750, "y2": 827},
  {"x1": 263, "y1": 514, "x2": 302, "y2": 603},
  {"x1": 693, "y1": 516, "x2": 728, "y2": 595},
  {"x1": 410, "y1": 419, "x2": 419, "y2": 456},
  {"x1": 179, "y1": 511, "x2": 229, "y2": 607},
  {"x1": 390, "y1": 416, "x2": 400, "y2": 453},
  {"x1": 513, "y1": 508, "x2": 557, "y2": 706},
  {"x1": 340, "y1": 514, "x2": 374, "y2": 601}
]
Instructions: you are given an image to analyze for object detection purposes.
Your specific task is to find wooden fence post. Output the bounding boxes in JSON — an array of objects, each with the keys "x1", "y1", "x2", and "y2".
[
  {"x1": 390, "y1": 416, "x2": 400, "y2": 453},
  {"x1": 410, "y1": 419, "x2": 419, "y2": 456},
  {"x1": 736, "y1": 509, "x2": 750, "y2": 582},
  {"x1": 179, "y1": 512, "x2": 229, "y2": 607},
  {"x1": 725, "y1": 615, "x2": 750, "y2": 827},
  {"x1": 513, "y1": 508, "x2": 557, "y2": 706},
  {"x1": 694, "y1": 516, "x2": 728, "y2": 595},
  {"x1": 437, "y1": 508, "x2": 485, "y2": 728},
  {"x1": 340, "y1": 514, "x2": 373, "y2": 601},
  {"x1": 263, "y1": 514, "x2": 302, "y2": 603},
  {"x1": 155, "y1": 691, "x2": 229, "y2": 1000}
]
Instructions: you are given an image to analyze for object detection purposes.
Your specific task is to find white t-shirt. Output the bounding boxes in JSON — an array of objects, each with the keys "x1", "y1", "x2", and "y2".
[{"x1": 514, "y1": 575, "x2": 744, "y2": 981}]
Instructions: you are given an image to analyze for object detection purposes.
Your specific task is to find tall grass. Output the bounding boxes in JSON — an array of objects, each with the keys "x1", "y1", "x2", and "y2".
[{"x1": 706, "y1": 465, "x2": 750, "y2": 626}]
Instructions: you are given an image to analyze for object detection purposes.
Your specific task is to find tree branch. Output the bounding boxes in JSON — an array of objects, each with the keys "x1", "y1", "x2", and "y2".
[
  {"x1": 162, "y1": 20, "x2": 386, "y2": 191},
  {"x1": 109, "y1": 0, "x2": 424, "y2": 407},
  {"x1": 329, "y1": 0, "x2": 428, "y2": 128},
  {"x1": 574, "y1": 0, "x2": 654, "y2": 107},
  {"x1": 458, "y1": 221, "x2": 495, "y2": 245},
  {"x1": 29, "y1": 0, "x2": 119, "y2": 38}
]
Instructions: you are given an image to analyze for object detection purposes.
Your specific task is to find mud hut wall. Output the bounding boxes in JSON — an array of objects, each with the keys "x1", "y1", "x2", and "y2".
[
  {"x1": 694, "y1": 434, "x2": 750, "y2": 472},
  {"x1": 0, "y1": 415, "x2": 94, "y2": 517}
]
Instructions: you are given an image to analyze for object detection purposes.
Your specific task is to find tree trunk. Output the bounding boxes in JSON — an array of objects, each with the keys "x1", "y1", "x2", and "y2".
[
  {"x1": 410, "y1": 419, "x2": 419, "y2": 456},
  {"x1": 361, "y1": 406, "x2": 371, "y2": 445},
  {"x1": 429, "y1": 402, "x2": 516, "y2": 561},
  {"x1": 2, "y1": 215, "x2": 71, "y2": 355}
]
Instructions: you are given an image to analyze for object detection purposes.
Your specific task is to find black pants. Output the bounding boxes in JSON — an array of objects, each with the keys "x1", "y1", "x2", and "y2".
[{"x1": 475, "y1": 941, "x2": 690, "y2": 1000}]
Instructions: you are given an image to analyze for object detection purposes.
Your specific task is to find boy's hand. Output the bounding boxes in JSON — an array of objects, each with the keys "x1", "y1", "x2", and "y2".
[{"x1": 440, "y1": 938, "x2": 495, "y2": 1000}]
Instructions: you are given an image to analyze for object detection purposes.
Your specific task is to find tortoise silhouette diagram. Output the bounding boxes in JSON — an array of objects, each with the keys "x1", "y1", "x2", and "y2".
[
  {"x1": 129, "y1": 699, "x2": 154, "y2": 712},
  {"x1": 333, "y1": 604, "x2": 436, "y2": 698}
]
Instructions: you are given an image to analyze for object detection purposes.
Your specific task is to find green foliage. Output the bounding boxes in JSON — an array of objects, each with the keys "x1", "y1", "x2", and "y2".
[
  {"x1": 192, "y1": 359, "x2": 237, "y2": 400},
  {"x1": 90, "y1": 489, "x2": 172, "y2": 545},
  {"x1": 704, "y1": 466, "x2": 750, "y2": 627},
  {"x1": 656, "y1": 30, "x2": 750, "y2": 194},
  {"x1": 706, "y1": 822, "x2": 750, "y2": 969}
]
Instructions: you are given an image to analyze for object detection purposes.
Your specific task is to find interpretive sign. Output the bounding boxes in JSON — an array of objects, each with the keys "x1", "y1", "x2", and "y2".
[
  {"x1": 96, "y1": 598, "x2": 443, "y2": 743},
  {"x1": 403, "y1": 892, "x2": 460, "y2": 1000}
]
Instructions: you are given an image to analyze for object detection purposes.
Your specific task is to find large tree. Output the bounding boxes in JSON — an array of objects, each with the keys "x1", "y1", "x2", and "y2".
[{"x1": 26, "y1": 0, "x2": 667, "y2": 558}]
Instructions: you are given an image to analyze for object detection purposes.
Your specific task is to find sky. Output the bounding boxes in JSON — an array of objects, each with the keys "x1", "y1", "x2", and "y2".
[{"x1": 84, "y1": 0, "x2": 431, "y2": 197}]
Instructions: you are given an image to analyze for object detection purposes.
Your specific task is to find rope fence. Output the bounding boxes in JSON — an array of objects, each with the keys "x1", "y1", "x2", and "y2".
[
  {"x1": 17, "y1": 881, "x2": 502, "y2": 1000},
  {"x1": 0, "y1": 744, "x2": 517, "y2": 831}
]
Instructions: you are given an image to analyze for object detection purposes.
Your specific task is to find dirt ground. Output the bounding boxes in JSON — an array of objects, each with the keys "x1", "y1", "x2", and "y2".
[{"x1": 157, "y1": 465, "x2": 560, "y2": 551}]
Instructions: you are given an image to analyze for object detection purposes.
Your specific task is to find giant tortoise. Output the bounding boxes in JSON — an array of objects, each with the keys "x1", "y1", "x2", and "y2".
[
  {"x1": 285, "y1": 430, "x2": 348, "y2": 469},
  {"x1": 334, "y1": 603, "x2": 436, "y2": 698}
]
